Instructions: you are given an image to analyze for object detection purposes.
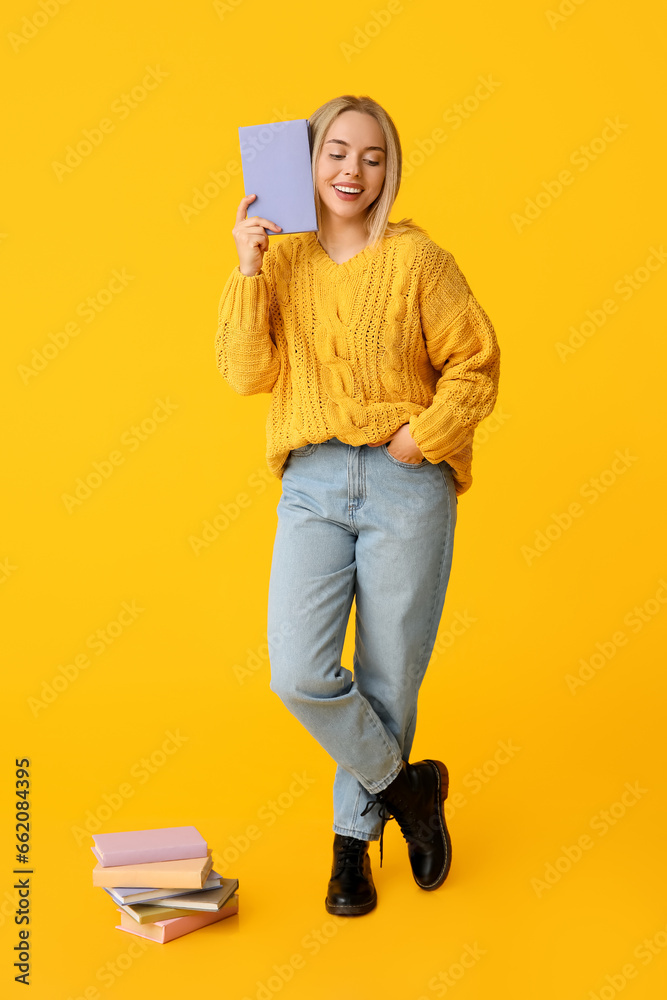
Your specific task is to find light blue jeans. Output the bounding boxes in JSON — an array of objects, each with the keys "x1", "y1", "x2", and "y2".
[{"x1": 267, "y1": 436, "x2": 458, "y2": 841}]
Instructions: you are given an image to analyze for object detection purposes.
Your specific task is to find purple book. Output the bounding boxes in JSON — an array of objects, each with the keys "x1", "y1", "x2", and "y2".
[
  {"x1": 238, "y1": 117, "x2": 318, "y2": 235},
  {"x1": 92, "y1": 826, "x2": 207, "y2": 867}
]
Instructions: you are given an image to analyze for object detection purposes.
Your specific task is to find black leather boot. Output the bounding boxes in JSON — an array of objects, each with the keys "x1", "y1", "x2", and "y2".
[
  {"x1": 373, "y1": 759, "x2": 452, "y2": 890},
  {"x1": 325, "y1": 834, "x2": 377, "y2": 916}
]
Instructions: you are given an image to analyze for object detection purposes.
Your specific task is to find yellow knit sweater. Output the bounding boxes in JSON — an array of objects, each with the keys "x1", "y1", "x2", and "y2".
[{"x1": 215, "y1": 228, "x2": 500, "y2": 495}]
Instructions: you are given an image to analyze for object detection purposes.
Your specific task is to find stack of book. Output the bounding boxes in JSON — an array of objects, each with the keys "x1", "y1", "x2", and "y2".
[{"x1": 91, "y1": 825, "x2": 238, "y2": 943}]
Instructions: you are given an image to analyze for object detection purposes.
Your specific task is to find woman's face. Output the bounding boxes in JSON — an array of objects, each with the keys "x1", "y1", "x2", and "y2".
[{"x1": 315, "y1": 110, "x2": 387, "y2": 224}]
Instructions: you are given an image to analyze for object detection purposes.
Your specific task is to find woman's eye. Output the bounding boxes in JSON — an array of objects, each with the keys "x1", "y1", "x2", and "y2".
[{"x1": 329, "y1": 154, "x2": 380, "y2": 166}]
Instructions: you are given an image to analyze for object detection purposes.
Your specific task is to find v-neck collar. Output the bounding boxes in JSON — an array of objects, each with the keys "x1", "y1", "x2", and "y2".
[{"x1": 305, "y1": 230, "x2": 388, "y2": 276}]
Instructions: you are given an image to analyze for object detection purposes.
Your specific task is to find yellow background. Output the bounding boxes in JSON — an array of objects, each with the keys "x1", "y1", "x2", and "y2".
[{"x1": 2, "y1": 0, "x2": 666, "y2": 997}]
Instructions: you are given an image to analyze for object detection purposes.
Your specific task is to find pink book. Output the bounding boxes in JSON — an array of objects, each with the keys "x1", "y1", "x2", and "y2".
[
  {"x1": 114, "y1": 896, "x2": 239, "y2": 943},
  {"x1": 92, "y1": 826, "x2": 207, "y2": 867}
]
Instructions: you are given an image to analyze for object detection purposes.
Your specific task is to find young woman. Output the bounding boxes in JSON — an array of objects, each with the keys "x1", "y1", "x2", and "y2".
[{"x1": 216, "y1": 94, "x2": 500, "y2": 916}]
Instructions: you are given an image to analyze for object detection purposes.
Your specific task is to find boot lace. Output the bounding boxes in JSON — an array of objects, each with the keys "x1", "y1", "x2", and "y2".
[
  {"x1": 361, "y1": 787, "x2": 433, "y2": 867},
  {"x1": 333, "y1": 836, "x2": 368, "y2": 877},
  {"x1": 359, "y1": 799, "x2": 393, "y2": 867}
]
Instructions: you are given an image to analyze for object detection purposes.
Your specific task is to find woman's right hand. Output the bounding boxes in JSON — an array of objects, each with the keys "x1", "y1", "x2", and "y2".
[{"x1": 232, "y1": 194, "x2": 282, "y2": 276}]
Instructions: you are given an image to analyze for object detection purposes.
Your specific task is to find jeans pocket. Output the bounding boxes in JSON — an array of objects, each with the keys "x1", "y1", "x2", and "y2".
[
  {"x1": 381, "y1": 443, "x2": 428, "y2": 469},
  {"x1": 289, "y1": 443, "x2": 319, "y2": 457}
]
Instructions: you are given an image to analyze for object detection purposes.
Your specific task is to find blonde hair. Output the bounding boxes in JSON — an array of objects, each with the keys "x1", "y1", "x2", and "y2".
[{"x1": 308, "y1": 95, "x2": 429, "y2": 249}]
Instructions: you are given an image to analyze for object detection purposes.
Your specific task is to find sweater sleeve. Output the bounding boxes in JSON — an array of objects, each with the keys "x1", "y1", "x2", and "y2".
[
  {"x1": 214, "y1": 247, "x2": 281, "y2": 396},
  {"x1": 408, "y1": 247, "x2": 500, "y2": 464}
]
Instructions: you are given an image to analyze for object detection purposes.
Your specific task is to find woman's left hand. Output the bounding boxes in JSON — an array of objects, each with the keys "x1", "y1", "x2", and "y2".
[{"x1": 368, "y1": 422, "x2": 424, "y2": 464}]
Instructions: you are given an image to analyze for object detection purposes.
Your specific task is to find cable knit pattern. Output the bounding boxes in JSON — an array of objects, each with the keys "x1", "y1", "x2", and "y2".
[{"x1": 214, "y1": 228, "x2": 500, "y2": 495}]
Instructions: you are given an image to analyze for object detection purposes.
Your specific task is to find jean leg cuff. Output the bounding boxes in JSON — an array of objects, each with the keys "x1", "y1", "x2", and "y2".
[
  {"x1": 366, "y1": 757, "x2": 403, "y2": 794},
  {"x1": 332, "y1": 822, "x2": 380, "y2": 843}
]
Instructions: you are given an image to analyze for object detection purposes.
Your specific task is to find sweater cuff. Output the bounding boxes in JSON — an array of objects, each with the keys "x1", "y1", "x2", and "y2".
[
  {"x1": 408, "y1": 408, "x2": 471, "y2": 465},
  {"x1": 218, "y1": 265, "x2": 271, "y2": 332}
]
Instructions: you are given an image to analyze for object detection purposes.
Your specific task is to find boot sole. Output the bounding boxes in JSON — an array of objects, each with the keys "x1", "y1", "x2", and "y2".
[
  {"x1": 414, "y1": 759, "x2": 452, "y2": 891},
  {"x1": 324, "y1": 892, "x2": 377, "y2": 916}
]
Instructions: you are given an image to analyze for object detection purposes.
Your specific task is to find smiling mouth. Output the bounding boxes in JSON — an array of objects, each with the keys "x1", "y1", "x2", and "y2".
[{"x1": 332, "y1": 184, "x2": 364, "y2": 198}]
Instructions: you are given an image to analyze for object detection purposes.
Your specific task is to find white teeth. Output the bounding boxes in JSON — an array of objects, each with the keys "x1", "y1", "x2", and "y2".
[{"x1": 334, "y1": 185, "x2": 362, "y2": 194}]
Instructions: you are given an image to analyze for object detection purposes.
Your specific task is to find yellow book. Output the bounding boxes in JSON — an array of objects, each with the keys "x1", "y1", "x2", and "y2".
[{"x1": 118, "y1": 901, "x2": 202, "y2": 924}]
